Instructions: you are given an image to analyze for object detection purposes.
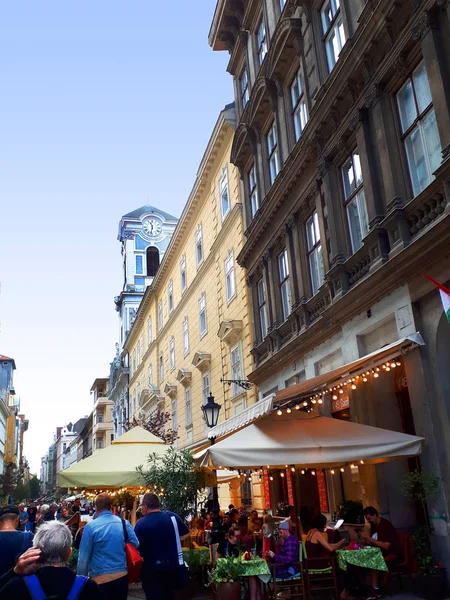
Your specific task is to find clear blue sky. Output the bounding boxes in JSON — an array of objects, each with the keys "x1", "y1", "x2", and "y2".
[{"x1": 0, "y1": 1, "x2": 231, "y2": 475}]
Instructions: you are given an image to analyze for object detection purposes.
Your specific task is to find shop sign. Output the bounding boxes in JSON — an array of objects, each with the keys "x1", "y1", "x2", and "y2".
[{"x1": 331, "y1": 393, "x2": 350, "y2": 413}]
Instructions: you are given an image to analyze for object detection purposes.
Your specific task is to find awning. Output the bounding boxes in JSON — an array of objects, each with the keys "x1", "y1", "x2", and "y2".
[
  {"x1": 275, "y1": 333, "x2": 424, "y2": 405},
  {"x1": 197, "y1": 411, "x2": 424, "y2": 469},
  {"x1": 217, "y1": 470, "x2": 243, "y2": 484},
  {"x1": 59, "y1": 426, "x2": 169, "y2": 489},
  {"x1": 207, "y1": 394, "x2": 274, "y2": 439}
]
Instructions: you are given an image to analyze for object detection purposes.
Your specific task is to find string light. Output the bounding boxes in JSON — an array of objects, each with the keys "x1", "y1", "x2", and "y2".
[
  {"x1": 269, "y1": 476, "x2": 274, "y2": 481},
  {"x1": 280, "y1": 472, "x2": 285, "y2": 478},
  {"x1": 291, "y1": 467, "x2": 295, "y2": 472},
  {"x1": 351, "y1": 383, "x2": 357, "y2": 390},
  {"x1": 277, "y1": 409, "x2": 282, "y2": 416},
  {"x1": 286, "y1": 407, "x2": 292, "y2": 414},
  {"x1": 340, "y1": 467, "x2": 345, "y2": 473},
  {"x1": 331, "y1": 470, "x2": 335, "y2": 475},
  {"x1": 295, "y1": 404, "x2": 300, "y2": 410},
  {"x1": 339, "y1": 389, "x2": 344, "y2": 394},
  {"x1": 360, "y1": 460, "x2": 364, "y2": 465},
  {"x1": 301, "y1": 470, "x2": 305, "y2": 475},
  {"x1": 332, "y1": 395, "x2": 338, "y2": 400},
  {"x1": 318, "y1": 399, "x2": 323, "y2": 404},
  {"x1": 311, "y1": 470, "x2": 316, "y2": 476}
]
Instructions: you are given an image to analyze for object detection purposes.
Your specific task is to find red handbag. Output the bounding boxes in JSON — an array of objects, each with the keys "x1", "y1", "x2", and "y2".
[{"x1": 121, "y1": 518, "x2": 143, "y2": 583}]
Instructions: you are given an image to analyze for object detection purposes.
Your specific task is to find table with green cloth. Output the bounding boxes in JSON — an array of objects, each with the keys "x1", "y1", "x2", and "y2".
[
  {"x1": 183, "y1": 546, "x2": 211, "y2": 568},
  {"x1": 216, "y1": 557, "x2": 272, "y2": 583},
  {"x1": 336, "y1": 547, "x2": 388, "y2": 572}
]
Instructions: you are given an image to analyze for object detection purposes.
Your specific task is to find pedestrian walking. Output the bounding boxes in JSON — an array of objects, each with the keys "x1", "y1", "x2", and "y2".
[
  {"x1": 0, "y1": 505, "x2": 33, "y2": 578},
  {"x1": 25, "y1": 502, "x2": 37, "y2": 533},
  {"x1": 18, "y1": 504, "x2": 28, "y2": 531},
  {"x1": 134, "y1": 492, "x2": 189, "y2": 600},
  {"x1": 0, "y1": 521, "x2": 101, "y2": 599},
  {"x1": 77, "y1": 493, "x2": 139, "y2": 600}
]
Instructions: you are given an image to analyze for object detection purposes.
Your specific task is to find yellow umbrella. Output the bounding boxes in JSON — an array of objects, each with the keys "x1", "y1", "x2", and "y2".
[{"x1": 59, "y1": 426, "x2": 169, "y2": 489}]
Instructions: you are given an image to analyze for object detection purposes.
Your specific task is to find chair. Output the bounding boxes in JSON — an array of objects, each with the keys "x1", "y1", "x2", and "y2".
[
  {"x1": 303, "y1": 542, "x2": 339, "y2": 600},
  {"x1": 381, "y1": 532, "x2": 414, "y2": 594},
  {"x1": 266, "y1": 561, "x2": 305, "y2": 600}
]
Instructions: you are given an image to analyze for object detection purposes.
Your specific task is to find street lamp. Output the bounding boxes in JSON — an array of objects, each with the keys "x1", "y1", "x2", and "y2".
[{"x1": 201, "y1": 393, "x2": 222, "y2": 543}]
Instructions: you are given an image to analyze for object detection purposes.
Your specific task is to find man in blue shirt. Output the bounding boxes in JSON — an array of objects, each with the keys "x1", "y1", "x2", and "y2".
[
  {"x1": 77, "y1": 493, "x2": 139, "y2": 600},
  {"x1": 135, "y1": 493, "x2": 189, "y2": 600},
  {"x1": 18, "y1": 504, "x2": 28, "y2": 531}
]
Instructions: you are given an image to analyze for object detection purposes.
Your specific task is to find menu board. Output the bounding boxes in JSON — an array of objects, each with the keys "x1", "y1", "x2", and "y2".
[
  {"x1": 316, "y1": 469, "x2": 329, "y2": 513},
  {"x1": 263, "y1": 469, "x2": 271, "y2": 508},
  {"x1": 286, "y1": 469, "x2": 295, "y2": 505}
]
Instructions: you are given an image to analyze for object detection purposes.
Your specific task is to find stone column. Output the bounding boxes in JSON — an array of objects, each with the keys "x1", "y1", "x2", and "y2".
[
  {"x1": 413, "y1": 10, "x2": 450, "y2": 162},
  {"x1": 286, "y1": 215, "x2": 306, "y2": 305},
  {"x1": 263, "y1": 252, "x2": 277, "y2": 329},
  {"x1": 318, "y1": 160, "x2": 347, "y2": 265}
]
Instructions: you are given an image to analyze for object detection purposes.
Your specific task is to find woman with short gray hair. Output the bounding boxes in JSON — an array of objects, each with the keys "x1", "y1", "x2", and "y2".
[{"x1": 0, "y1": 521, "x2": 101, "y2": 599}]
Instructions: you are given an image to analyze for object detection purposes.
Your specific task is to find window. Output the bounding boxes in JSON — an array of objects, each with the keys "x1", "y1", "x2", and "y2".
[
  {"x1": 148, "y1": 364, "x2": 153, "y2": 387},
  {"x1": 290, "y1": 69, "x2": 308, "y2": 141},
  {"x1": 256, "y1": 19, "x2": 267, "y2": 65},
  {"x1": 137, "y1": 341, "x2": 141, "y2": 366},
  {"x1": 219, "y1": 168, "x2": 230, "y2": 218},
  {"x1": 180, "y1": 255, "x2": 187, "y2": 292},
  {"x1": 147, "y1": 317, "x2": 152, "y2": 346},
  {"x1": 146, "y1": 246, "x2": 160, "y2": 277},
  {"x1": 278, "y1": 249, "x2": 292, "y2": 321},
  {"x1": 169, "y1": 336, "x2": 175, "y2": 371},
  {"x1": 168, "y1": 280, "x2": 174, "y2": 314},
  {"x1": 225, "y1": 252, "x2": 236, "y2": 302},
  {"x1": 137, "y1": 382, "x2": 141, "y2": 406},
  {"x1": 195, "y1": 225, "x2": 203, "y2": 267},
  {"x1": 240, "y1": 69, "x2": 249, "y2": 109},
  {"x1": 135, "y1": 255, "x2": 143, "y2": 274},
  {"x1": 257, "y1": 279, "x2": 268, "y2": 339},
  {"x1": 321, "y1": 0, "x2": 346, "y2": 72},
  {"x1": 134, "y1": 277, "x2": 145, "y2": 289},
  {"x1": 158, "y1": 299, "x2": 163, "y2": 330},
  {"x1": 279, "y1": 0, "x2": 287, "y2": 10},
  {"x1": 248, "y1": 165, "x2": 259, "y2": 218},
  {"x1": 306, "y1": 212, "x2": 325, "y2": 295},
  {"x1": 97, "y1": 438, "x2": 103, "y2": 450},
  {"x1": 202, "y1": 371, "x2": 210, "y2": 404},
  {"x1": 199, "y1": 293, "x2": 207, "y2": 337},
  {"x1": 267, "y1": 123, "x2": 280, "y2": 185},
  {"x1": 183, "y1": 317, "x2": 189, "y2": 356},
  {"x1": 185, "y1": 388, "x2": 192, "y2": 426},
  {"x1": 342, "y1": 151, "x2": 369, "y2": 252},
  {"x1": 133, "y1": 391, "x2": 137, "y2": 414},
  {"x1": 171, "y1": 399, "x2": 177, "y2": 431},
  {"x1": 230, "y1": 344, "x2": 243, "y2": 398},
  {"x1": 397, "y1": 61, "x2": 441, "y2": 196},
  {"x1": 159, "y1": 354, "x2": 164, "y2": 383},
  {"x1": 132, "y1": 350, "x2": 136, "y2": 374}
]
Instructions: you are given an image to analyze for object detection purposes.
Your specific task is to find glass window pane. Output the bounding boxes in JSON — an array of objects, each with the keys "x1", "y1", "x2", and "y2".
[
  {"x1": 405, "y1": 126, "x2": 429, "y2": 196},
  {"x1": 413, "y1": 61, "x2": 433, "y2": 114},
  {"x1": 353, "y1": 152, "x2": 363, "y2": 187},
  {"x1": 136, "y1": 255, "x2": 143, "y2": 274},
  {"x1": 346, "y1": 193, "x2": 367, "y2": 253},
  {"x1": 422, "y1": 109, "x2": 442, "y2": 174},
  {"x1": 342, "y1": 157, "x2": 355, "y2": 199},
  {"x1": 397, "y1": 80, "x2": 417, "y2": 133}
]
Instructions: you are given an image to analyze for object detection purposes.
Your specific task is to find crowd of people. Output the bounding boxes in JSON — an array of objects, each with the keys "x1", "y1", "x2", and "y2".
[{"x1": 0, "y1": 495, "x2": 402, "y2": 600}]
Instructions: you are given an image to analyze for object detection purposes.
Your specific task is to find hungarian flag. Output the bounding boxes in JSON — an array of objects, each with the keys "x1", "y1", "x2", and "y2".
[{"x1": 425, "y1": 275, "x2": 450, "y2": 323}]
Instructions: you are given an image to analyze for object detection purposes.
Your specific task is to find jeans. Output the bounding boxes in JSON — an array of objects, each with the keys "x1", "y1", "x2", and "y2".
[
  {"x1": 142, "y1": 567, "x2": 179, "y2": 600},
  {"x1": 98, "y1": 574, "x2": 129, "y2": 600}
]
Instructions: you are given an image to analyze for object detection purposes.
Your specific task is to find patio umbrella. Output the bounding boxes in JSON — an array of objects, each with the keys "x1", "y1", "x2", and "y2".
[
  {"x1": 59, "y1": 426, "x2": 169, "y2": 489},
  {"x1": 196, "y1": 412, "x2": 424, "y2": 469}
]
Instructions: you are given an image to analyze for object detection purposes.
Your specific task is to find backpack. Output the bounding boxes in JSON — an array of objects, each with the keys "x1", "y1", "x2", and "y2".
[{"x1": 24, "y1": 574, "x2": 88, "y2": 600}]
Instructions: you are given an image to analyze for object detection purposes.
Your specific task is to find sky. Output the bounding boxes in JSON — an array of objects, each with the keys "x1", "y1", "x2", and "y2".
[{"x1": 0, "y1": 1, "x2": 231, "y2": 475}]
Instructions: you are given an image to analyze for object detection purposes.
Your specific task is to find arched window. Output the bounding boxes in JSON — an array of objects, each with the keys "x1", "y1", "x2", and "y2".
[{"x1": 146, "y1": 247, "x2": 160, "y2": 277}]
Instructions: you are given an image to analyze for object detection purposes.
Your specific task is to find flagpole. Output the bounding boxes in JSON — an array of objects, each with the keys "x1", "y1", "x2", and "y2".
[{"x1": 424, "y1": 274, "x2": 450, "y2": 296}]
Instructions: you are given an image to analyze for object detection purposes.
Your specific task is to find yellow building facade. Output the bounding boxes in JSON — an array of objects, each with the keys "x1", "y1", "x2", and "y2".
[{"x1": 125, "y1": 105, "x2": 257, "y2": 468}]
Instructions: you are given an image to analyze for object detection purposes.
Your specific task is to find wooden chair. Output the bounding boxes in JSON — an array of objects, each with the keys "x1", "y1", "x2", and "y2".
[
  {"x1": 266, "y1": 561, "x2": 305, "y2": 600},
  {"x1": 303, "y1": 543, "x2": 339, "y2": 600}
]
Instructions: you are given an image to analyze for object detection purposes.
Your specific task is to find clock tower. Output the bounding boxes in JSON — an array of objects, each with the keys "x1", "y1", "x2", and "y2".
[{"x1": 114, "y1": 205, "x2": 178, "y2": 349}]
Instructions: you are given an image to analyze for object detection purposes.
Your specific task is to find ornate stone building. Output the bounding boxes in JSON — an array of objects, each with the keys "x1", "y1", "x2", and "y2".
[{"x1": 209, "y1": 0, "x2": 450, "y2": 566}]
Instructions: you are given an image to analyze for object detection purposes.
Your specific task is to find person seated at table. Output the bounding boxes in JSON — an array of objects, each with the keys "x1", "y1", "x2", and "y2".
[
  {"x1": 235, "y1": 516, "x2": 255, "y2": 553},
  {"x1": 217, "y1": 528, "x2": 240, "y2": 558},
  {"x1": 248, "y1": 510, "x2": 262, "y2": 534},
  {"x1": 262, "y1": 514, "x2": 278, "y2": 557},
  {"x1": 361, "y1": 506, "x2": 402, "y2": 562},
  {"x1": 305, "y1": 514, "x2": 346, "y2": 561},
  {"x1": 266, "y1": 520, "x2": 300, "y2": 578},
  {"x1": 229, "y1": 508, "x2": 240, "y2": 524}
]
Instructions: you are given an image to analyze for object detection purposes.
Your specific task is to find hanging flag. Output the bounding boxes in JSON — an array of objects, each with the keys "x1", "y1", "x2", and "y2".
[{"x1": 425, "y1": 275, "x2": 450, "y2": 323}]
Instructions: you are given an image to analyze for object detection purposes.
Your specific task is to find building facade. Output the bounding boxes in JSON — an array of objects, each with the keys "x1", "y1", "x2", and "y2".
[
  {"x1": 91, "y1": 378, "x2": 114, "y2": 452},
  {"x1": 209, "y1": 0, "x2": 450, "y2": 566},
  {"x1": 0, "y1": 355, "x2": 16, "y2": 473},
  {"x1": 109, "y1": 207, "x2": 178, "y2": 438},
  {"x1": 125, "y1": 104, "x2": 257, "y2": 454}
]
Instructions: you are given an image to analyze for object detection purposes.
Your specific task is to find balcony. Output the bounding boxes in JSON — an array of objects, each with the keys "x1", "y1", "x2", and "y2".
[{"x1": 93, "y1": 395, "x2": 113, "y2": 410}]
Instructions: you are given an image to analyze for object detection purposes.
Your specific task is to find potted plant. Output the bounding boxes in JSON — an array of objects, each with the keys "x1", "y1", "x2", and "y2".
[
  {"x1": 209, "y1": 556, "x2": 245, "y2": 600},
  {"x1": 400, "y1": 470, "x2": 447, "y2": 600},
  {"x1": 337, "y1": 500, "x2": 364, "y2": 525}
]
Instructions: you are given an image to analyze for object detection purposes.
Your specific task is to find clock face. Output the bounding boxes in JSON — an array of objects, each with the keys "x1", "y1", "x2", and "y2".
[{"x1": 142, "y1": 218, "x2": 162, "y2": 237}]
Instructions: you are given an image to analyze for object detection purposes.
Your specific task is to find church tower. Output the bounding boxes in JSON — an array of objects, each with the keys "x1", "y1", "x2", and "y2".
[{"x1": 115, "y1": 205, "x2": 178, "y2": 349}]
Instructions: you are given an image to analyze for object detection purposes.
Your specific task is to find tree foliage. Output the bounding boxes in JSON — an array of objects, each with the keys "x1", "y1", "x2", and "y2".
[
  {"x1": 14, "y1": 482, "x2": 30, "y2": 502},
  {"x1": 0, "y1": 462, "x2": 19, "y2": 496},
  {"x1": 137, "y1": 447, "x2": 206, "y2": 520},
  {"x1": 29, "y1": 476, "x2": 41, "y2": 500},
  {"x1": 126, "y1": 410, "x2": 179, "y2": 445}
]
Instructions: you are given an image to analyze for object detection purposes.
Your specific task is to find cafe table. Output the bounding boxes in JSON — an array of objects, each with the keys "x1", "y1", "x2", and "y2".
[
  {"x1": 336, "y1": 547, "x2": 388, "y2": 572},
  {"x1": 216, "y1": 557, "x2": 272, "y2": 583}
]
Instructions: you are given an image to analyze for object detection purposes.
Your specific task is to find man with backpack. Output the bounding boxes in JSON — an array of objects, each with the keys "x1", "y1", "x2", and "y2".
[
  {"x1": 77, "y1": 493, "x2": 139, "y2": 600},
  {"x1": 0, "y1": 521, "x2": 100, "y2": 599}
]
